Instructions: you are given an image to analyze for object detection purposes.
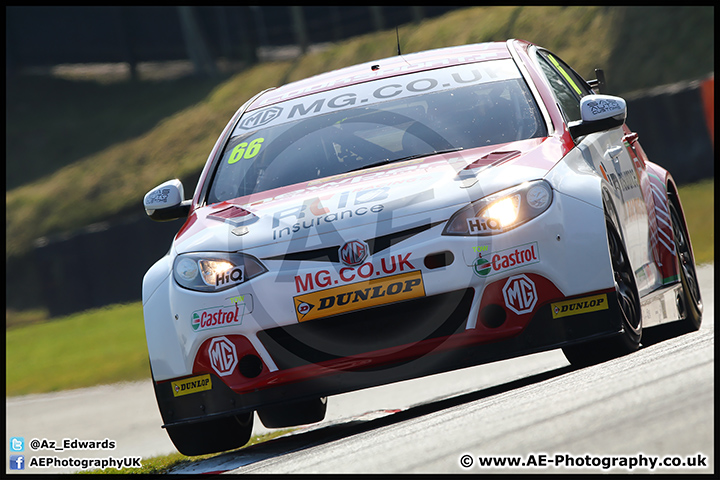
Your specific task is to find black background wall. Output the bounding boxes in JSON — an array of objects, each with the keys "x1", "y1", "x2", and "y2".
[
  {"x1": 6, "y1": 6, "x2": 455, "y2": 75},
  {"x1": 624, "y1": 79, "x2": 714, "y2": 186}
]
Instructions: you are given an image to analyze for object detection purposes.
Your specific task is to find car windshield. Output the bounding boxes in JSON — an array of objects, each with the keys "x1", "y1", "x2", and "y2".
[{"x1": 207, "y1": 59, "x2": 547, "y2": 204}]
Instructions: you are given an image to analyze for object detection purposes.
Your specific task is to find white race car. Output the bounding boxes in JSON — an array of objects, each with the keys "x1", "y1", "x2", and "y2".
[{"x1": 142, "y1": 39, "x2": 702, "y2": 455}]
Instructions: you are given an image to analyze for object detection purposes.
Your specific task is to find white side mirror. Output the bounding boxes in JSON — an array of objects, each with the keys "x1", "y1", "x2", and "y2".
[
  {"x1": 569, "y1": 95, "x2": 627, "y2": 138},
  {"x1": 143, "y1": 179, "x2": 190, "y2": 221},
  {"x1": 580, "y1": 95, "x2": 627, "y2": 123}
]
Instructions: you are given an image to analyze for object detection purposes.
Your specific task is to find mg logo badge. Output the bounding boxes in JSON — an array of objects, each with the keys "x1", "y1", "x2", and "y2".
[
  {"x1": 238, "y1": 106, "x2": 283, "y2": 130},
  {"x1": 339, "y1": 240, "x2": 369, "y2": 267},
  {"x1": 502, "y1": 274, "x2": 537, "y2": 315},
  {"x1": 208, "y1": 337, "x2": 237, "y2": 377}
]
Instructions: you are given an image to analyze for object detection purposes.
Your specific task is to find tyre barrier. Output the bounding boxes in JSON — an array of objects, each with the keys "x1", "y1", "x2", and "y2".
[{"x1": 624, "y1": 73, "x2": 714, "y2": 185}]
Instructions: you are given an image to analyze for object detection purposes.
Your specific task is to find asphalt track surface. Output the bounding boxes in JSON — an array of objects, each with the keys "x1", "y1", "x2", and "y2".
[{"x1": 6, "y1": 264, "x2": 713, "y2": 474}]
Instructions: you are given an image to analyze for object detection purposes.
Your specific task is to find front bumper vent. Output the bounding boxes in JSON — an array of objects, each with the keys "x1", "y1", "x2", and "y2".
[{"x1": 257, "y1": 288, "x2": 475, "y2": 370}]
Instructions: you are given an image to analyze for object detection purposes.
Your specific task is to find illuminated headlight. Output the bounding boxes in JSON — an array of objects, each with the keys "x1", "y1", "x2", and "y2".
[
  {"x1": 443, "y1": 180, "x2": 553, "y2": 236},
  {"x1": 173, "y1": 252, "x2": 267, "y2": 292}
]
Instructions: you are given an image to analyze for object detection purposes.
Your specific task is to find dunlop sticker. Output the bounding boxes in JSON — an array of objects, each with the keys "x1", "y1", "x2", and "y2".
[
  {"x1": 293, "y1": 270, "x2": 425, "y2": 322},
  {"x1": 551, "y1": 294, "x2": 608, "y2": 319},
  {"x1": 171, "y1": 374, "x2": 212, "y2": 397}
]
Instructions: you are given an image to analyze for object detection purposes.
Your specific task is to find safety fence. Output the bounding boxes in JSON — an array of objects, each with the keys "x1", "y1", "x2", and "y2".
[
  {"x1": 624, "y1": 74, "x2": 714, "y2": 185},
  {"x1": 6, "y1": 6, "x2": 455, "y2": 77}
]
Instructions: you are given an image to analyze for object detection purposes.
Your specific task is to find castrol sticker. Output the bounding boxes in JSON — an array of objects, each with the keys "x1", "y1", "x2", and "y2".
[
  {"x1": 190, "y1": 295, "x2": 252, "y2": 332},
  {"x1": 472, "y1": 242, "x2": 539, "y2": 278}
]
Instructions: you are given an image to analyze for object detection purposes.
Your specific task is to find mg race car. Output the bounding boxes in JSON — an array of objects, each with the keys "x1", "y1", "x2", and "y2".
[{"x1": 142, "y1": 39, "x2": 702, "y2": 455}]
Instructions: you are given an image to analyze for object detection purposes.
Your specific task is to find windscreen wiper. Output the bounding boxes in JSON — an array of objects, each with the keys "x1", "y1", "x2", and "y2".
[{"x1": 347, "y1": 147, "x2": 464, "y2": 173}]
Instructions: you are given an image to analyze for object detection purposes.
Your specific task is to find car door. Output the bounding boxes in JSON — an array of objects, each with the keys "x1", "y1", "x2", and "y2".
[{"x1": 531, "y1": 48, "x2": 656, "y2": 294}]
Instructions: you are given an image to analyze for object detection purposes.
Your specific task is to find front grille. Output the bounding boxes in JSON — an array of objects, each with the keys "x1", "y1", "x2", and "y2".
[
  {"x1": 261, "y1": 222, "x2": 445, "y2": 263},
  {"x1": 257, "y1": 288, "x2": 475, "y2": 370}
]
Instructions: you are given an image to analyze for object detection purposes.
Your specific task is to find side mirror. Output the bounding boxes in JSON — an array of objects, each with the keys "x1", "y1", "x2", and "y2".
[
  {"x1": 568, "y1": 94, "x2": 627, "y2": 138},
  {"x1": 143, "y1": 179, "x2": 191, "y2": 222}
]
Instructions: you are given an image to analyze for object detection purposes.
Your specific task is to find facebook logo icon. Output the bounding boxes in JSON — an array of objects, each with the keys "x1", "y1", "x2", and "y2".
[{"x1": 10, "y1": 455, "x2": 25, "y2": 470}]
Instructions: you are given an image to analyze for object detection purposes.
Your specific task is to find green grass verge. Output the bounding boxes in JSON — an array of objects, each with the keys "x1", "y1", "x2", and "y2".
[
  {"x1": 5, "y1": 74, "x2": 230, "y2": 192},
  {"x1": 4, "y1": 179, "x2": 714, "y2": 397},
  {"x1": 5, "y1": 303, "x2": 148, "y2": 397},
  {"x1": 79, "y1": 429, "x2": 296, "y2": 474},
  {"x1": 677, "y1": 178, "x2": 714, "y2": 266},
  {"x1": 5, "y1": 61, "x2": 294, "y2": 259}
]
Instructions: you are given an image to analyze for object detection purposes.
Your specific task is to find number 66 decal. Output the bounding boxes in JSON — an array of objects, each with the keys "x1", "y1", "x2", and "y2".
[{"x1": 228, "y1": 137, "x2": 264, "y2": 164}]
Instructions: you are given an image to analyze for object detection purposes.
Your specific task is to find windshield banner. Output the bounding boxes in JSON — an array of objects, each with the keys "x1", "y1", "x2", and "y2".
[{"x1": 232, "y1": 59, "x2": 520, "y2": 137}]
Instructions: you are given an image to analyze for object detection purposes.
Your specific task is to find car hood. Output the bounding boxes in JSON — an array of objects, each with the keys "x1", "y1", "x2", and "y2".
[{"x1": 174, "y1": 137, "x2": 566, "y2": 257}]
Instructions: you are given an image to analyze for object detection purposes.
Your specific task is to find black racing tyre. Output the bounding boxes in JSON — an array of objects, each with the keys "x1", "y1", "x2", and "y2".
[
  {"x1": 257, "y1": 397, "x2": 327, "y2": 429},
  {"x1": 166, "y1": 412, "x2": 253, "y2": 456},
  {"x1": 562, "y1": 218, "x2": 642, "y2": 367},
  {"x1": 669, "y1": 198, "x2": 703, "y2": 332}
]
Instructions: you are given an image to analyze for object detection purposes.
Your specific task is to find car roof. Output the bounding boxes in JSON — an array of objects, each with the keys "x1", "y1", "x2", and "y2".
[{"x1": 247, "y1": 41, "x2": 512, "y2": 111}]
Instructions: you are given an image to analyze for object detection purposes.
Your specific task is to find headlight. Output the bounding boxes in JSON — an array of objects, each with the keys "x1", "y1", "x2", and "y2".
[
  {"x1": 443, "y1": 180, "x2": 553, "y2": 236},
  {"x1": 173, "y1": 252, "x2": 267, "y2": 292}
]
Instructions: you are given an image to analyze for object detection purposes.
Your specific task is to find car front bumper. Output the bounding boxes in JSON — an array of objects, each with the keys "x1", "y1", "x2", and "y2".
[
  {"x1": 154, "y1": 286, "x2": 621, "y2": 428},
  {"x1": 144, "y1": 190, "x2": 618, "y2": 427}
]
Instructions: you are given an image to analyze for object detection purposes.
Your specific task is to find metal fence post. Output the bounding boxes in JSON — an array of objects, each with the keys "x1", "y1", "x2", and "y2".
[
  {"x1": 291, "y1": 6, "x2": 308, "y2": 55},
  {"x1": 177, "y1": 6, "x2": 218, "y2": 77},
  {"x1": 370, "y1": 6, "x2": 384, "y2": 32}
]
